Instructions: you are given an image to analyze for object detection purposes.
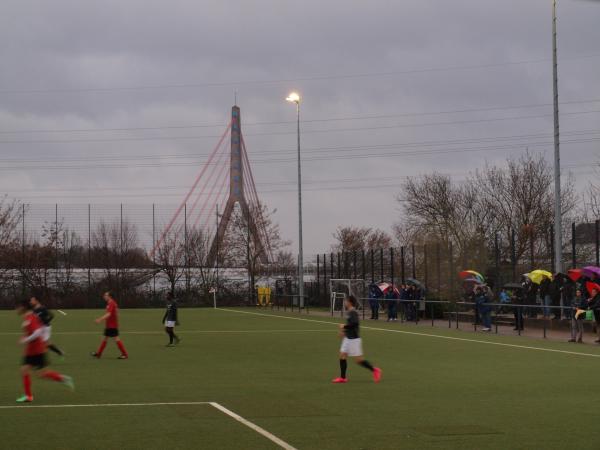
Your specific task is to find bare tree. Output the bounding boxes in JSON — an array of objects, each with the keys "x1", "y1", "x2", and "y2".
[
  {"x1": 332, "y1": 226, "x2": 392, "y2": 253},
  {"x1": 471, "y1": 152, "x2": 577, "y2": 260},
  {"x1": 153, "y1": 226, "x2": 187, "y2": 295},
  {"x1": 91, "y1": 220, "x2": 150, "y2": 293},
  {"x1": 0, "y1": 197, "x2": 23, "y2": 291},
  {"x1": 395, "y1": 152, "x2": 577, "y2": 271},
  {"x1": 272, "y1": 251, "x2": 296, "y2": 279},
  {"x1": 222, "y1": 202, "x2": 289, "y2": 300}
]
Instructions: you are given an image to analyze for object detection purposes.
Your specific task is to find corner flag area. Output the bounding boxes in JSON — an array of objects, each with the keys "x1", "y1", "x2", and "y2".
[{"x1": 2, "y1": 308, "x2": 600, "y2": 450}]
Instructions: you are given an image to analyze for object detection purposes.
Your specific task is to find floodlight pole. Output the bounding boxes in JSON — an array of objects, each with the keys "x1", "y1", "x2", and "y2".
[
  {"x1": 552, "y1": 0, "x2": 563, "y2": 273},
  {"x1": 296, "y1": 100, "x2": 305, "y2": 308}
]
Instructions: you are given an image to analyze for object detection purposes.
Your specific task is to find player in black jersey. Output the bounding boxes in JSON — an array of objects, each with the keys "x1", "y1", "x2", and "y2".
[
  {"x1": 162, "y1": 292, "x2": 180, "y2": 347},
  {"x1": 30, "y1": 296, "x2": 64, "y2": 357},
  {"x1": 332, "y1": 295, "x2": 381, "y2": 384}
]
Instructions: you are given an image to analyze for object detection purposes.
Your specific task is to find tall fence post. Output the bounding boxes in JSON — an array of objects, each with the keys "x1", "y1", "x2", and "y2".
[
  {"x1": 424, "y1": 244, "x2": 428, "y2": 289},
  {"x1": 510, "y1": 229, "x2": 517, "y2": 281},
  {"x1": 185, "y1": 203, "x2": 189, "y2": 298},
  {"x1": 400, "y1": 246, "x2": 405, "y2": 283},
  {"x1": 152, "y1": 204, "x2": 156, "y2": 300},
  {"x1": 379, "y1": 248, "x2": 384, "y2": 283},
  {"x1": 529, "y1": 226, "x2": 535, "y2": 271},
  {"x1": 21, "y1": 204, "x2": 25, "y2": 295},
  {"x1": 390, "y1": 247, "x2": 395, "y2": 286},
  {"x1": 337, "y1": 252, "x2": 341, "y2": 279},
  {"x1": 411, "y1": 244, "x2": 416, "y2": 279},
  {"x1": 323, "y1": 253, "x2": 328, "y2": 305},
  {"x1": 88, "y1": 204, "x2": 91, "y2": 308},
  {"x1": 353, "y1": 250, "x2": 357, "y2": 280},
  {"x1": 361, "y1": 250, "x2": 366, "y2": 282},
  {"x1": 571, "y1": 222, "x2": 576, "y2": 269},
  {"x1": 119, "y1": 203, "x2": 123, "y2": 299},
  {"x1": 330, "y1": 252, "x2": 334, "y2": 286},
  {"x1": 316, "y1": 254, "x2": 320, "y2": 305},
  {"x1": 55, "y1": 204, "x2": 59, "y2": 292},
  {"x1": 494, "y1": 233, "x2": 500, "y2": 289},
  {"x1": 550, "y1": 225, "x2": 555, "y2": 274},
  {"x1": 343, "y1": 252, "x2": 348, "y2": 279},
  {"x1": 596, "y1": 220, "x2": 600, "y2": 266},
  {"x1": 370, "y1": 249, "x2": 374, "y2": 283},
  {"x1": 436, "y1": 243, "x2": 441, "y2": 296},
  {"x1": 449, "y1": 242, "x2": 454, "y2": 299}
]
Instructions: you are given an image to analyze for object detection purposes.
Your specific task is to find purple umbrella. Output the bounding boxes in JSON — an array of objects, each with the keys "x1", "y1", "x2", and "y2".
[{"x1": 582, "y1": 266, "x2": 600, "y2": 279}]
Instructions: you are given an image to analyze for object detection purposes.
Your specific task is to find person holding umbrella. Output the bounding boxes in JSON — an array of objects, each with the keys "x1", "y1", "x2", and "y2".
[{"x1": 586, "y1": 283, "x2": 600, "y2": 343}]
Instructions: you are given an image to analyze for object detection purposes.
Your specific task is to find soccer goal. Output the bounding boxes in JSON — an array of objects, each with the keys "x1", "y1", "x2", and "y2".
[{"x1": 329, "y1": 279, "x2": 366, "y2": 315}]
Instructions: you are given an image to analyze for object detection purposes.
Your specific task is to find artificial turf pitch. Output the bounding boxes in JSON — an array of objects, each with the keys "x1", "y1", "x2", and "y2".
[{"x1": 1, "y1": 308, "x2": 600, "y2": 449}]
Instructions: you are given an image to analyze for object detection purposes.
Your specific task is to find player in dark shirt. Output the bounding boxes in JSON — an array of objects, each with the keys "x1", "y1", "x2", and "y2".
[
  {"x1": 30, "y1": 296, "x2": 64, "y2": 357},
  {"x1": 332, "y1": 295, "x2": 382, "y2": 384},
  {"x1": 162, "y1": 292, "x2": 181, "y2": 347}
]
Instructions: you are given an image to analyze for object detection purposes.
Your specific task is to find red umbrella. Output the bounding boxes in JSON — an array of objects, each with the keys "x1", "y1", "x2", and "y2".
[
  {"x1": 568, "y1": 269, "x2": 582, "y2": 282},
  {"x1": 586, "y1": 281, "x2": 600, "y2": 295},
  {"x1": 376, "y1": 282, "x2": 400, "y2": 296}
]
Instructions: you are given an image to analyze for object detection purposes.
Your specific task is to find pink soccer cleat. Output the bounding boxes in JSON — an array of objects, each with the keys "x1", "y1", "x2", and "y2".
[
  {"x1": 331, "y1": 377, "x2": 348, "y2": 384},
  {"x1": 373, "y1": 367, "x2": 382, "y2": 383}
]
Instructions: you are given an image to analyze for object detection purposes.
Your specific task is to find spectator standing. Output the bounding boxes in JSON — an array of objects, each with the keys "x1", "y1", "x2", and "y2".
[
  {"x1": 386, "y1": 287, "x2": 399, "y2": 322},
  {"x1": 587, "y1": 287, "x2": 600, "y2": 344},
  {"x1": 569, "y1": 289, "x2": 586, "y2": 343},
  {"x1": 367, "y1": 284, "x2": 381, "y2": 320},
  {"x1": 512, "y1": 286, "x2": 525, "y2": 332},
  {"x1": 475, "y1": 286, "x2": 492, "y2": 332}
]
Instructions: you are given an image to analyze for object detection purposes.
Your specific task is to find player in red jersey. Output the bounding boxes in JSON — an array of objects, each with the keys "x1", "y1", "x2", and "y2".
[
  {"x1": 15, "y1": 299, "x2": 74, "y2": 403},
  {"x1": 91, "y1": 291, "x2": 129, "y2": 359}
]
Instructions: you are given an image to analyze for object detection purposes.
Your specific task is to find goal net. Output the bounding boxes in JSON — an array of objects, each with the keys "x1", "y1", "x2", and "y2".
[{"x1": 329, "y1": 279, "x2": 366, "y2": 314}]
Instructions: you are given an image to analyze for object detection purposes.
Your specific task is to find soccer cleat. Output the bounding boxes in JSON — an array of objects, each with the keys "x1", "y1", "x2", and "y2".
[
  {"x1": 166, "y1": 343, "x2": 174, "y2": 347},
  {"x1": 331, "y1": 377, "x2": 348, "y2": 384},
  {"x1": 90, "y1": 352, "x2": 100, "y2": 359},
  {"x1": 117, "y1": 355, "x2": 128, "y2": 360},
  {"x1": 16, "y1": 395, "x2": 33, "y2": 403},
  {"x1": 61, "y1": 375, "x2": 75, "y2": 391},
  {"x1": 373, "y1": 367, "x2": 382, "y2": 383}
]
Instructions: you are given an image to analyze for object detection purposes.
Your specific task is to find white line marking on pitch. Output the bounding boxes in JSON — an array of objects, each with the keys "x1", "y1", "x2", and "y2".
[
  {"x1": 217, "y1": 308, "x2": 600, "y2": 359},
  {"x1": 0, "y1": 401, "x2": 297, "y2": 450},
  {"x1": 0, "y1": 329, "x2": 329, "y2": 336},
  {"x1": 209, "y1": 402, "x2": 297, "y2": 450}
]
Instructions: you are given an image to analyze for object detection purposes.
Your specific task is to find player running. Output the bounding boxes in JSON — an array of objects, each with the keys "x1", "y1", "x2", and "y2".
[
  {"x1": 15, "y1": 299, "x2": 74, "y2": 403},
  {"x1": 91, "y1": 291, "x2": 129, "y2": 359},
  {"x1": 332, "y1": 295, "x2": 382, "y2": 384},
  {"x1": 163, "y1": 292, "x2": 181, "y2": 347},
  {"x1": 30, "y1": 296, "x2": 64, "y2": 358}
]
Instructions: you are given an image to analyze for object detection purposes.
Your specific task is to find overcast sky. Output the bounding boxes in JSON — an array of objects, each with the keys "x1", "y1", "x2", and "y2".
[{"x1": 1, "y1": 0, "x2": 599, "y2": 255}]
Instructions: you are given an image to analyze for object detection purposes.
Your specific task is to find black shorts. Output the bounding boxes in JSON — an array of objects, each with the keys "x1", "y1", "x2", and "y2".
[
  {"x1": 23, "y1": 353, "x2": 47, "y2": 369},
  {"x1": 104, "y1": 328, "x2": 119, "y2": 337}
]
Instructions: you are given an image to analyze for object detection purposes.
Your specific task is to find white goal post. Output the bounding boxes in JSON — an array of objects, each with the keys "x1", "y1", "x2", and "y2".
[{"x1": 329, "y1": 279, "x2": 366, "y2": 314}]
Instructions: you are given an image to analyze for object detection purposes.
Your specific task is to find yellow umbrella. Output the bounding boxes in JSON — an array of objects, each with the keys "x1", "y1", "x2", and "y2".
[{"x1": 527, "y1": 270, "x2": 553, "y2": 285}]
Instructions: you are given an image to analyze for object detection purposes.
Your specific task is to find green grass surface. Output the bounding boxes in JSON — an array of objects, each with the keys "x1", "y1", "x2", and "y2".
[{"x1": 2, "y1": 307, "x2": 600, "y2": 449}]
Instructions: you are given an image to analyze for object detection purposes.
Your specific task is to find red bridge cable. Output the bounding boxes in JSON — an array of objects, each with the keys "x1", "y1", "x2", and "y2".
[
  {"x1": 202, "y1": 183, "x2": 230, "y2": 252},
  {"x1": 161, "y1": 129, "x2": 229, "y2": 246},
  {"x1": 150, "y1": 122, "x2": 231, "y2": 257},
  {"x1": 242, "y1": 144, "x2": 272, "y2": 261},
  {"x1": 241, "y1": 135, "x2": 273, "y2": 260},
  {"x1": 184, "y1": 141, "x2": 229, "y2": 229},
  {"x1": 191, "y1": 157, "x2": 230, "y2": 231}
]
